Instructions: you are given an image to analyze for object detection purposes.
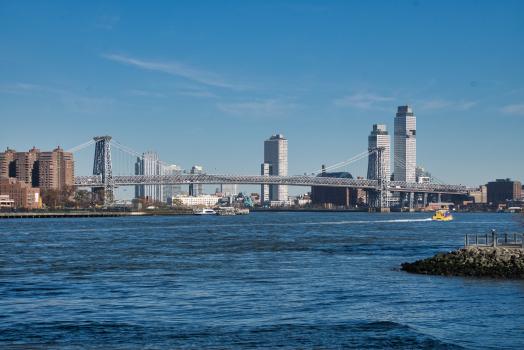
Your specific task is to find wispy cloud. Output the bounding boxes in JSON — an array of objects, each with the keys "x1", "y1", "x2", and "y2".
[
  {"x1": 176, "y1": 91, "x2": 220, "y2": 99},
  {"x1": 217, "y1": 99, "x2": 298, "y2": 117},
  {"x1": 95, "y1": 14, "x2": 120, "y2": 30},
  {"x1": 0, "y1": 82, "x2": 116, "y2": 113},
  {"x1": 128, "y1": 90, "x2": 167, "y2": 98},
  {"x1": 500, "y1": 103, "x2": 524, "y2": 116},
  {"x1": 333, "y1": 92, "x2": 395, "y2": 110},
  {"x1": 417, "y1": 99, "x2": 478, "y2": 112},
  {"x1": 102, "y1": 54, "x2": 240, "y2": 89}
]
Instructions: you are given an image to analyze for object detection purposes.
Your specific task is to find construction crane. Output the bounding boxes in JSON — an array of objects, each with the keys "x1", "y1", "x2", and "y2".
[{"x1": 241, "y1": 191, "x2": 254, "y2": 207}]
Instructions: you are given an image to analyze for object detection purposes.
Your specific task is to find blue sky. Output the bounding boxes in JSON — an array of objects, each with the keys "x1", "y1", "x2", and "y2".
[{"x1": 1, "y1": 0, "x2": 523, "y2": 196}]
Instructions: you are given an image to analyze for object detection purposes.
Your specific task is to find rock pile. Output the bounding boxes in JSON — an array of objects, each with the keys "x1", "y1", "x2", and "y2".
[{"x1": 401, "y1": 247, "x2": 524, "y2": 278}]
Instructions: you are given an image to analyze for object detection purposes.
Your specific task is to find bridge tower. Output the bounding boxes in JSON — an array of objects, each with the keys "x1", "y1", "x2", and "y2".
[
  {"x1": 92, "y1": 136, "x2": 113, "y2": 194},
  {"x1": 368, "y1": 147, "x2": 390, "y2": 211}
]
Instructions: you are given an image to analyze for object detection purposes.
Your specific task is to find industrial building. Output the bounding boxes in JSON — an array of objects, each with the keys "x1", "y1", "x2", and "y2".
[
  {"x1": 486, "y1": 178, "x2": 522, "y2": 204},
  {"x1": 311, "y1": 167, "x2": 366, "y2": 207}
]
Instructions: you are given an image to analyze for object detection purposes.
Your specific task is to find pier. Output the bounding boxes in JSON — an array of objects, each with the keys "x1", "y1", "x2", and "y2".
[{"x1": 465, "y1": 233, "x2": 524, "y2": 249}]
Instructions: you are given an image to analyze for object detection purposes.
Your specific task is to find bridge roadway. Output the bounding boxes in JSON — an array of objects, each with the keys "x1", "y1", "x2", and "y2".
[{"x1": 74, "y1": 174, "x2": 467, "y2": 195}]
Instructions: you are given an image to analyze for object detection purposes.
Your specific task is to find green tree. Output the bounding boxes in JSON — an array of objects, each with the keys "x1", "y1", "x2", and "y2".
[{"x1": 42, "y1": 188, "x2": 62, "y2": 208}]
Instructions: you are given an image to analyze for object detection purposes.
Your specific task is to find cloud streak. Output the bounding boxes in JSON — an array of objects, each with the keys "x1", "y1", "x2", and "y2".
[
  {"x1": 500, "y1": 103, "x2": 524, "y2": 116},
  {"x1": 333, "y1": 92, "x2": 395, "y2": 110},
  {"x1": 217, "y1": 99, "x2": 297, "y2": 117},
  {"x1": 102, "y1": 54, "x2": 239, "y2": 89}
]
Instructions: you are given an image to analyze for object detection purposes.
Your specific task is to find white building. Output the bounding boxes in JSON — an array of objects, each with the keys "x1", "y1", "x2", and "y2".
[
  {"x1": 394, "y1": 106, "x2": 416, "y2": 182},
  {"x1": 261, "y1": 134, "x2": 288, "y2": 203},
  {"x1": 367, "y1": 124, "x2": 390, "y2": 180},
  {"x1": 168, "y1": 195, "x2": 219, "y2": 207},
  {"x1": 189, "y1": 166, "x2": 203, "y2": 197},
  {"x1": 135, "y1": 151, "x2": 164, "y2": 202},
  {"x1": 221, "y1": 184, "x2": 238, "y2": 196}
]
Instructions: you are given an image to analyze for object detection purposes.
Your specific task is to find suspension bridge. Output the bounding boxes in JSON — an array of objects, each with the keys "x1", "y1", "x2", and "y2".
[{"x1": 70, "y1": 136, "x2": 468, "y2": 209}]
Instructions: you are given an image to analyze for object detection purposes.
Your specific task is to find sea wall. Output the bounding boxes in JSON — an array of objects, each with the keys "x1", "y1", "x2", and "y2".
[{"x1": 401, "y1": 247, "x2": 524, "y2": 278}]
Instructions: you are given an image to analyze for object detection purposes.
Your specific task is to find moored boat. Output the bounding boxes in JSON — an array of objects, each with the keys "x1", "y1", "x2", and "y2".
[{"x1": 193, "y1": 208, "x2": 217, "y2": 215}]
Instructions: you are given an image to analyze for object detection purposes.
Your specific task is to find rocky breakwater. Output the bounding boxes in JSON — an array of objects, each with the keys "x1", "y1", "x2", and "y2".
[{"x1": 402, "y1": 247, "x2": 524, "y2": 278}]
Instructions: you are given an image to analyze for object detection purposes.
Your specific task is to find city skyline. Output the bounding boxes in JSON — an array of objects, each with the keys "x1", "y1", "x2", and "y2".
[{"x1": 1, "y1": 1, "x2": 523, "y2": 194}]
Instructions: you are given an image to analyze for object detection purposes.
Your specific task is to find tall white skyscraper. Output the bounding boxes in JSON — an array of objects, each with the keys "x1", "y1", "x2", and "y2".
[
  {"x1": 135, "y1": 151, "x2": 164, "y2": 201},
  {"x1": 394, "y1": 105, "x2": 416, "y2": 182},
  {"x1": 261, "y1": 134, "x2": 288, "y2": 202},
  {"x1": 367, "y1": 124, "x2": 390, "y2": 180}
]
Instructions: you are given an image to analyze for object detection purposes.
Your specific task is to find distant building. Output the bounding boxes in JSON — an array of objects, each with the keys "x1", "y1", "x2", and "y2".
[
  {"x1": 189, "y1": 166, "x2": 203, "y2": 197},
  {"x1": 415, "y1": 166, "x2": 431, "y2": 183},
  {"x1": 0, "y1": 146, "x2": 74, "y2": 191},
  {"x1": 135, "y1": 151, "x2": 163, "y2": 202},
  {"x1": 311, "y1": 167, "x2": 365, "y2": 207},
  {"x1": 394, "y1": 105, "x2": 416, "y2": 182},
  {"x1": 0, "y1": 178, "x2": 40, "y2": 209},
  {"x1": 367, "y1": 124, "x2": 390, "y2": 180},
  {"x1": 486, "y1": 178, "x2": 522, "y2": 204},
  {"x1": 163, "y1": 164, "x2": 182, "y2": 199},
  {"x1": 467, "y1": 186, "x2": 487, "y2": 203},
  {"x1": 221, "y1": 184, "x2": 238, "y2": 196},
  {"x1": 261, "y1": 134, "x2": 288, "y2": 203},
  {"x1": 168, "y1": 194, "x2": 219, "y2": 207}
]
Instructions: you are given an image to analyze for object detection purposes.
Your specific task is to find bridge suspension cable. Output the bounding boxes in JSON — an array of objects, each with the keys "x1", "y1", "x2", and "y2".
[
  {"x1": 110, "y1": 140, "x2": 185, "y2": 172},
  {"x1": 66, "y1": 140, "x2": 96, "y2": 153},
  {"x1": 311, "y1": 149, "x2": 376, "y2": 175},
  {"x1": 393, "y1": 155, "x2": 447, "y2": 185}
]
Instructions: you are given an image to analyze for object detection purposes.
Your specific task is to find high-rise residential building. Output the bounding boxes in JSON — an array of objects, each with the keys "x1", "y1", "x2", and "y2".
[
  {"x1": 163, "y1": 164, "x2": 182, "y2": 199},
  {"x1": 189, "y1": 166, "x2": 203, "y2": 197},
  {"x1": 261, "y1": 134, "x2": 288, "y2": 202},
  {"x1": 394, "y1": 105, "x2": 416, "y2": 182},
  {"x1": 367, "y1": 124, "x2": 390, "y2": 180},
  {"x1": 0, "y1": 147, "x2": 18, "y2": 179},
  {"x1": 221, "y1": 184, "x2": 238, "y2": 196},
  {"x1": 0, "y1": 146, "x2": 74, "y2": 191},
  {"x1": 16, "y1": 147, "x2": 40, "y2": 187},
  {"x1": 135, "y1": 151, "x2": 163, "y2": 202},
  {"x1": 38, "y1": 147, "x2": 75, "y2": 191}
]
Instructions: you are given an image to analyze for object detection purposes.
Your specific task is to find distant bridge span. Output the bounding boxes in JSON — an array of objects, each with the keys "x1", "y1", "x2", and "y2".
[{"x1": 74, "y1": 174, "x2": 468, "y2": 195}]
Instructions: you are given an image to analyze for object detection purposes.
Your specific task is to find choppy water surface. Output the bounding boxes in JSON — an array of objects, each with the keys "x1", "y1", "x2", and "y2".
[{"x1": 1, "y1": 212, "x2": 523, "y2": 349}]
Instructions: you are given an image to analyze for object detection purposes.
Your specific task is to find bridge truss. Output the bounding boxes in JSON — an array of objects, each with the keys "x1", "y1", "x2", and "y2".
[{"x1": 71, "y1": 136, "x2": 468, "y2": 208}]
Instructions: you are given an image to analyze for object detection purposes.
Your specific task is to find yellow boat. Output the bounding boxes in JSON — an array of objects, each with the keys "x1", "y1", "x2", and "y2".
[{"x1": 433, "y1": 210, "x2": 453, "y2": 221}]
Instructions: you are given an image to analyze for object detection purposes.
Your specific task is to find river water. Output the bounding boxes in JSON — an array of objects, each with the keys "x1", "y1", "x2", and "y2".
[{"x1": 1, "y1": 212, "x2": 523, "y2": 349}]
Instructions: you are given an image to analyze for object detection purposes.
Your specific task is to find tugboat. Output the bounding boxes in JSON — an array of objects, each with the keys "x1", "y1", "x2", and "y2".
[{"x1": 432, "y1": 210, "x2": 453, "y2": 221}]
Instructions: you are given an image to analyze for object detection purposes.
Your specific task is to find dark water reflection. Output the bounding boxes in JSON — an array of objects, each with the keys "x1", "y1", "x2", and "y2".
[{"x1": 1, "y1": 212, "x2": 523, "y2": 349}]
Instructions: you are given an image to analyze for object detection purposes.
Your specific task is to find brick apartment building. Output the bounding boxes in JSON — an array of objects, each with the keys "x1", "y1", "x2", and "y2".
[
  {"x1": 486, "y1": 178, "x2": 522, "y2": 204},
  {"x1": 0, "y1": 178, "x2": 40, "y2": 209},
  {"x1": 0, "y1": 146, "x2": 74, "y2": 191}
]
